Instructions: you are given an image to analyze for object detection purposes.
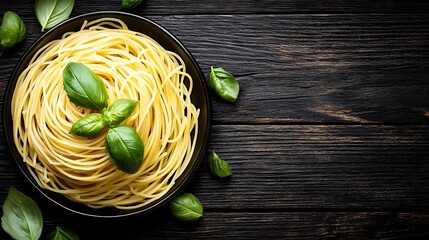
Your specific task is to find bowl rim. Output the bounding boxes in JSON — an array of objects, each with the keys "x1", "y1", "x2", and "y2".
[{"x1": 2, "y1": 11, "x2": 212, "y2": 218}]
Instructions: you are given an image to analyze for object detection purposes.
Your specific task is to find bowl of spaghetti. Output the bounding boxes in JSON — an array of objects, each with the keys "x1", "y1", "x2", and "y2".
[{"x1": 3, "y1": 11, "x2": 211, "y2": 218}]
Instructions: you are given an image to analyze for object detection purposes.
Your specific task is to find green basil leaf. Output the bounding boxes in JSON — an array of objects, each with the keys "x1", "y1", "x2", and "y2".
[
  {"x1": 121, "y1": 0, "x2": 144, "y2": 10},
  {"x1": 48, "y1": 226, "x2": 79, "y2": 240},
  {"x1": 69, "y1": 113, "x2": 105, "y2": 137},
  {"x1": 63, "y1": 62, "x2": 108, "y2": 110},
  {"x1": 102, "y1": 99, "x2": 139, "y2": 127},
  {"x1": 1, "y1": 187, "x2": 43, "y2": 240},
  {"x1": 208, "y1": 151, "x2": 232, "y2": 178},
  {"x1": 169, "y1": 193, "x2": 203, "y2": 221},
  {"x1": 35, "y1": 0, "x2": 75, "y2": 32},
  {"x1": 106, "y1": 125, "x2": 144, "y2": 174},
  {"x1": 209, "y1": 66, "x2": 240, "y2": 102},
  {"x1": 0, "y1": 11, "x2": 26, "y2": 49}
]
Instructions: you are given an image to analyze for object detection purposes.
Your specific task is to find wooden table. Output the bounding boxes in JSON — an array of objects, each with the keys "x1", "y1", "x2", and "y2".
[{"x1": 1, "y1": 1, "x2": 429, "y2": 239}]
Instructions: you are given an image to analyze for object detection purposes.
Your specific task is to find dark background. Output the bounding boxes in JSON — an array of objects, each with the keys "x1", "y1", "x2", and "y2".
[{"x1": 1, "y1": 0, "x2": 429, "y2": 239}]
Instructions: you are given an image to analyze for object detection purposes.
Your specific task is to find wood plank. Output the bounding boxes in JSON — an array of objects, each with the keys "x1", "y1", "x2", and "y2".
[
  {"x1": 157, "y1": 14, "x2": 429, "y2": 124},
  {"x1": 1, "y1": 15, "x2": 429, "y2": 124},
  {"x1": 2, "y1": 210, "x2": 428, "y2": 239},
  {"x1": 187, "y1": 125, "x2": 429, "y2": 210},
  {"x1": 2, "y1": 0, "x2": 429, "y2": 15},
  {"x1": 71, "y1": 212, "x2": 429, "y2": 239},
  {"x1": 1, "y1": 125, "x2": 428, "y2": 210}
]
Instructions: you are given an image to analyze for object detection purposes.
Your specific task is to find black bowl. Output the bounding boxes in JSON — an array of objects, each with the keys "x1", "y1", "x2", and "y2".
[{"x1": 3, "y1": 11, "x2": 211, "y2": 218}]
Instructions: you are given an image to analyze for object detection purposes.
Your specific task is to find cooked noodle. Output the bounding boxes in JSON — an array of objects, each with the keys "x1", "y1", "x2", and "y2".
[{"x1": 11, "y1": 18, "x2": 199, "y2": 209}]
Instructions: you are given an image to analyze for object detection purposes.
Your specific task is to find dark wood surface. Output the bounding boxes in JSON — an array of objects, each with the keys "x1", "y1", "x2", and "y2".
[{"x1": 1, "y1": 1, "x2": 429, "y2": 239}]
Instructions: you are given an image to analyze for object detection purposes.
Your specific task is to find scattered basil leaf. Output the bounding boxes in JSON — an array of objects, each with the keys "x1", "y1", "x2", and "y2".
[
  {"x1": 105, "y1": 125, "x2": 144, "y2": 174},
  {"x1": 169, "y1": 193, "x2": 203, "y2": 222},
  {"x1": 69, "y1": 113, "x2": 105, "y2": 137},
  {"x1": 35, "y1": 0, "x2": 75, "y2": 32},
  {"x1": 1, "y1": 187, "x2": 43, "y2": 240},
  {"x1": 63, "y1": 62, "x2": 108, "y2": 110},
  {"x1": 121, "y1": 0, "x2": 144, "y2": 10},
  {"x1": 48, "y1": 226, "x2": 79, "y2": 240},
  {"x1": 208, "y1": 151, "x2": 232, "y2": 178},
  {"x1": 209, "y1": 66, "x2": 240, "y2": 102},
  {"x1": 102, "y1": 99, "x2": 139, "y2": 127},
  {"x1": 0, "y1": 11, "x2": 26, "y2": 55}
]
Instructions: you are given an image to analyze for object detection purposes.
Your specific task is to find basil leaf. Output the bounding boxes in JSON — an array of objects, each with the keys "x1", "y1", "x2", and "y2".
[
  {"x1": 169, "y1": 193, "x2": 203, "y2": 222},
  {"x1": 121, "y1": 0, "x2": 144, "y2": 10},
  {"x1": 69, "y1": 113, "x2": 105, "y2": 137},
  {"x1": 106, "y1": 125, "x2": 144, "y2": 174},
  {"x1": 63, "y1": 62, "x2": 108, "y2": 110},
  {"x1": 208, "y1": 151, "x2": 232, "y2": 178},
  {"x1": 209, "y1": 66, "x2": 240, "y2": 102},
  {"x1": 0, "y1": 11, "x2": 26, "y2": 50},
  {"x1": 102, "y1": 99, "x2": 139, "y2": 127},
  {"x1": 48, "y1": 226, "x2": 79, "y2": 240},
  {"x1": 1, "y1": 187, "x2": 43, "y2": 240},
  {"x1": 35, "y1": 0, "x2": 75, "y2": 32}
]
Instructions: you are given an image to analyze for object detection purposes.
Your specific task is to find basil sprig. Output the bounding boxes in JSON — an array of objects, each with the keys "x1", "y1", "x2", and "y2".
[
  {"x1": 102, "y1": 99, "x2": 138, "y2": 127},
  {"x1": 169, "y1": 193, "x2": 203, "y2": 222},
  {"x1": 68, "y1": 99, "x2": 139, "y2": 137},
  {"x1": 208, "y1": 151, "x2": 232, "y2": 178},
  {"x1": 48, "y1": 226, "x2": 79, "y2": 240},
  {"x1": 106, "y1": 125, "x2": 144, "y2": 174},
  {"x1": 209, "y1": 66, "x2": 240, "y2": 102},
  {"x1": 1, "y1": 187, "x2": 43, "y2": 240},
  {"x1": 63, "y1": 62, "x2": 144, "y2": 174},
  {"x1": 69, "y1": 113, "x2": 105, "y2": 137},
  {"x1": 63, "y1": 62, "x2": 108, "y2": 110},
  {"x1": 35, "y1": 0, "x2": 75, "y2": 32}
]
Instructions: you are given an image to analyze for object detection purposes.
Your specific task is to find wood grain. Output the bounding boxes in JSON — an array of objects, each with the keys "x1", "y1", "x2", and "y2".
[
  {"x1": 192, "y1": 124, "x2": 429, "y2": 210},
  {"x1": 0, "y1": 1, "x2": 429, "y2": 239},
  {"x1": 1, "y1": 125, "x2": 428, "y2": 210},
  {"x1": 2, "y1": 0, "x2": 429, "y2": 15},
  {"x1": 2, "y1": 210, "x2": 428, "y2": 239},
  {"x1": 1, "y1": 15, "x2": 428, "y2": 124},
  {"x1": 72, "y1": 212, "x2": 429, "y2": 239},
  {"x1": 157, "y1": 14, "x2": 429, "y2": 124}
]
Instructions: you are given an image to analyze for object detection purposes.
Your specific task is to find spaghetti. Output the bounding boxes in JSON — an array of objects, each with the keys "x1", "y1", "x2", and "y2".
[{"x1": 11, "y1": 18, "x2": 199, "y2": 209}]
